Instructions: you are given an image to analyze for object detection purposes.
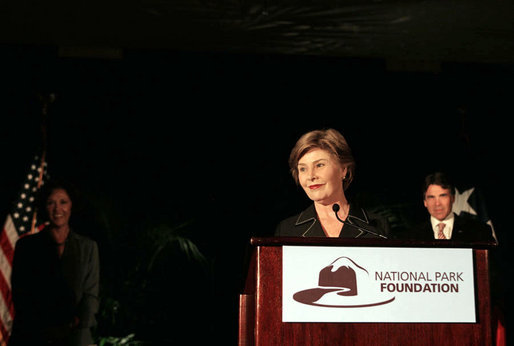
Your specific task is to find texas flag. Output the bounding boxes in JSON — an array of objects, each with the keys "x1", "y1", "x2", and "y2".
[{"x1": 452, "y1": 185, "x2": 497, "y2": 242}]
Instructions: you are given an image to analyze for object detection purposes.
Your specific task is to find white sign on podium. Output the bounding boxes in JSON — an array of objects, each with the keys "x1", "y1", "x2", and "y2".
[{"x1": 282, "y1": 246, "x2": 476, "y2": 323}]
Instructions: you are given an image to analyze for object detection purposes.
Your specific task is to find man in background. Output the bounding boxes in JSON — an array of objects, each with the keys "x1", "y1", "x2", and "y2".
[{"x1": 410, "y1": 172, "x2": 495, "y2": 242}]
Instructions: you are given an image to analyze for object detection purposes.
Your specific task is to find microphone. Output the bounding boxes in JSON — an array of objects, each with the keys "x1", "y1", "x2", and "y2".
[{"x1": 332, "y1": 204, "x2": 388, "y2": 239}]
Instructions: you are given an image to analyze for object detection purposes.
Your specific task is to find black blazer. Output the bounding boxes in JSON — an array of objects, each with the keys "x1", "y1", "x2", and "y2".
[
  {"x1": 275, "y1": 203, "x2": 390, "y2": 238},
  {"x1": 409, "y1": 213, "x2": 496, "y2": 242}
]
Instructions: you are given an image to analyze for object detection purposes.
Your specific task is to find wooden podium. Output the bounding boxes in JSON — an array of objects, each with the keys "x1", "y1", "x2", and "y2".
[{"x1": 238, "y1": 237, "x2": 497, "y2": 346}]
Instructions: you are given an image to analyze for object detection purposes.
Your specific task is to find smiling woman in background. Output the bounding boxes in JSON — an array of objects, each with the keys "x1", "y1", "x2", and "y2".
[
  {"x1": 9, "y1": 179, "x2": 100, "y2": 346},
  {"x1": 275, "y1": 128, "x2": 389, "y2": 239}
]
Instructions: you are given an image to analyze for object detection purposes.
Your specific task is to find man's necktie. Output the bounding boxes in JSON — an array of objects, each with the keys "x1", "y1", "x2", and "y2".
[{"x1": 437, "y1": 222, "x2": 446, "y2": 239}]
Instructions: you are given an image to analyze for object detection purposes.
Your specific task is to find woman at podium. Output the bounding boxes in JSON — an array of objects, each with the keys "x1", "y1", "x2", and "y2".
[{"x1": 275, "y1": 128, "x2": 389, "y2": 239}]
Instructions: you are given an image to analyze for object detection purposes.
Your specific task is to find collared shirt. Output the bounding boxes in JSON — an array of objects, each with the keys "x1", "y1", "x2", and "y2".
[
  {"x1": 275, "y1": 203, "x2": 390, "y2": 238},
  {"x1": 430, "y1": 214, "x2": 455, "y2": 239}
]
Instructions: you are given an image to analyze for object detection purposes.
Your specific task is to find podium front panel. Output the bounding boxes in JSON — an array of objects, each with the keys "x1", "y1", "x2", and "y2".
[{"x1": 241, "y1": 241, "x2": 493, "y2": 346}]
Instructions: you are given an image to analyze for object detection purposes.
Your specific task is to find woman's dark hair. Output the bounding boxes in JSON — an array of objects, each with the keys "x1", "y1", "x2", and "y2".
[{"x1": 37, "y1": 179, "x2": 79, "y2": 222}]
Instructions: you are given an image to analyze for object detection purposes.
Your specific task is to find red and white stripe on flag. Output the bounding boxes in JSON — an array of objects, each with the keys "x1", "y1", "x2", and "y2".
[{"x1": 0, "y1": 154, "x2": 47, "y2": 345}]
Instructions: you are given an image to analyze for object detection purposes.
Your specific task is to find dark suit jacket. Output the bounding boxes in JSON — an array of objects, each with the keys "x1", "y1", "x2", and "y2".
[
  {"x1": 409, "y1": 213, "x2": 495, "y2": 242},
  {"x1": 9, "y1": 229, "x2": 100, "y2": 346},
  {"x1": 275, "y1": 203, "x2": 390, "y2": 238}
]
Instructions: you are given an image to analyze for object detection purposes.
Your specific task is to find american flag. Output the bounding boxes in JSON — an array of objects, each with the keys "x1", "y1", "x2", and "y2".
[{"x1": 0, "y1": 153, "x2": 48, "y2": 345}]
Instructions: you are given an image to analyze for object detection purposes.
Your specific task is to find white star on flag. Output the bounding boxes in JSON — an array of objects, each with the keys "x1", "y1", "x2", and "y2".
[
  {"x1": 452, "y1": 187, "x2": 477, "y2": 216},
  {"x1": 452, "y1": 186, "x2": 497, "y2": 242}
]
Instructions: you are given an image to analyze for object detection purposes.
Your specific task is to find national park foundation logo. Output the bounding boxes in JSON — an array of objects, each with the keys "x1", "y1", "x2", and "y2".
[{"x1": 293, "y1": 256, "x2": 395, "y2": 308}]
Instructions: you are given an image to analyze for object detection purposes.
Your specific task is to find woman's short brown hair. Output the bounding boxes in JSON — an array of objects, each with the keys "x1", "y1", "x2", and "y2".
[{"x1": 288, "y1": 128, "x2": 355, "y2": 190}]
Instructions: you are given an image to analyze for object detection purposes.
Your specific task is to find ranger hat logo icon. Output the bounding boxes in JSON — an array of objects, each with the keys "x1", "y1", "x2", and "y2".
[{"x1": 293, "y1": 256, "x2": 395, "y2": 308}]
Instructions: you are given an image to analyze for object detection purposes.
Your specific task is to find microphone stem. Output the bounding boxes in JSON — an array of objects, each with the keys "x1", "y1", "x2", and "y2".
[{"x1": 332, "y1": 204, "x2": 387, "y2": 239}]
